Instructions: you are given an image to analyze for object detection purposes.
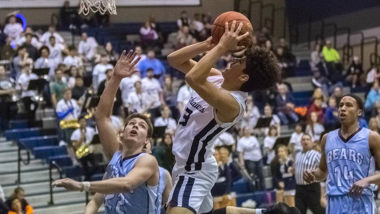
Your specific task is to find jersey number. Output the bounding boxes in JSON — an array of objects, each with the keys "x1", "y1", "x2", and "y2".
[
  {"x1": 334, "y1": 165, "x2": 354, "y2": 187},
  {"x1": 179, "y1": 107, "x2": 193, "y2": 126}
]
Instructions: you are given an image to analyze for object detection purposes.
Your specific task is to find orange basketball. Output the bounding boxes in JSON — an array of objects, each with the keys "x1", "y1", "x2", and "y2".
[{"x1": 211, "y1": 11, "x2": 254, "y2": 48}]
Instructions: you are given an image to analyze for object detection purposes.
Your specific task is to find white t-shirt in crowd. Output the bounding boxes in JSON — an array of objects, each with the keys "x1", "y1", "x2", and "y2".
[
  {"x1": 120, "y1": 74, "x2": 141, "y2": 108},
  {"x1": 4, "y1": 23, "x2": 23, "y2": 44},
  {"x1": 17, "y1": 36, "x2": 42, "y2": 49},
  {"x1": 192, "y1": 20, "x2": 204, "y2": 32},
  {"x1": 70, "y1": 127, "x2": 96, "y2": 144},
  {"x1": 263, "y1": 114, "x2": 281, "y2": 134},
  {"x1": 63, "y1": 56, "x2": 82, "y2": 68},
  {"x1": 214, "y1": 132, "x2": 235, "y2": 147},
  {"x1": 17, "y1": 73, "x2": 38, "y2": 97},
  {"x1": 306, "y1": 123, "x2": 325, "y2": 142},
  {"x1": 142, "y1": 77, "x2": 162, "y2": 108},
  {"x1": 56, "y1": 98, "x2": 80, "y2": 121},
  {"x1": 47, "y1": 43, "x2": 64, "y2": 66},
  {"x1": 93, "y1": 63, "x2": 114, "y2": 87},
  {"x1": 264, "y1": 136, "x2": 278, "y2": 164},
  {"x1": 111, "y1": 115, "x2": 123, "y2": 132},
  {"x1": 237, "y1": 136, "x2": 263, "y2": 162},
  {"x1": 78, "y1": 38, "x2": 98, "y2": 60},
  {"x1": 240, "y1": 105, "x2": 261, "y2": 130},
  {"x1": 134, "y1": 54, "x2": 147, "y2": 68},
  {"x1": 40, "y1": 32, "x2": 64, "y2": 45},
  {"x1": 154, "y1": 117, "x2": 177, "y2": 131},
  {"x1": 177, "y1": 85, "x2": 192, "y2": 106},
  {"x1": 127, "y1": 91, "x2": 151, "y2": 113},
  {"x1": 289, "y1": 132, "x2": 304, "y2": 153}
]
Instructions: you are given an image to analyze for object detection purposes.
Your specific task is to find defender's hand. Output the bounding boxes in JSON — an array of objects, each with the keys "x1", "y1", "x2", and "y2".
[
  {"x1": 52, "y1": 178, "x2": 84, "y2": 192},
  {"x1": 350, "y1": 178, "x2": 369, "y2": 196},
  {"x1": 113, "y1": 50, "x2": 140, "y2": 79}
]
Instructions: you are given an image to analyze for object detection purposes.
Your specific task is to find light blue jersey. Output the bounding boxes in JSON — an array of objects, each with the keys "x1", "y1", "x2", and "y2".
[
  {"x1": 103, "y1": 151, "x2": 160, "y2": 214},
  {"x1": 325, "y1": 128, "x2": 376, "y2": 214},
  {"x1": 158, "y1": 167, "x2": 166, "y2": 213}
]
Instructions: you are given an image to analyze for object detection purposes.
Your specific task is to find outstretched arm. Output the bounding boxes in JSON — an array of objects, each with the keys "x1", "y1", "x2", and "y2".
[
  {"x1": 84, "y1": 193, "x2": 103, "y2": 214},
  {"x1": 304, "y1": 134, "x2": 328, "y2": 183},
  {"x1": 95, "y1": 50, "x2": 140, "y2": 159}
]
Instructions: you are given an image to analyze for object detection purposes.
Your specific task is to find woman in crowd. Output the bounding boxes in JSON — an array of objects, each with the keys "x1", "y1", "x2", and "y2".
[
  {"x1": 162, "y1": 75, "x2": 179, "y2": 120},
  {"x1": 152, "y1": 133, "x2": 175, "y2": 172},
  {"x1": 65, "y1": 66, "x2": 79, "y2": 88},
  {"x1": 5, "y1": 187, "x2": 33, "y2": 214},
  {"x1": 306, "y1": 112, "x2": 325, "y2": 143},
  {"x1": 324, "y1": 97, "x2": 339, "y2": 131},
  {"x1": 264, "y1": 125, "x2": 279, "y2": 165}
]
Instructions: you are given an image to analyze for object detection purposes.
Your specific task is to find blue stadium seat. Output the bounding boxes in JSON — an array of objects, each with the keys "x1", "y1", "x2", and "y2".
[
  {"x1": 90, "y1": 173, "x2": 104, "y2": 181},
  {"x1": 5, "y1": 128, "x2": 42, "y2": 141},
  {"x1": 48, "y1": 155, "x2": 73, "y2": 167},
  {"x1": 63, "y1": 165, "x2": 83, "y2": 180},
  {"x1": 9, "y1": 120, "x2": 29, "y2": 129},
  {"x1": 232, "y1": 178, "x2": 251, "y2": 194},
  {"x1": 18, "y1": 136, "x2": 58, "y2": 151},
  {"x1": 33, "y1": 146, "x2": 67, "y2": 160}
]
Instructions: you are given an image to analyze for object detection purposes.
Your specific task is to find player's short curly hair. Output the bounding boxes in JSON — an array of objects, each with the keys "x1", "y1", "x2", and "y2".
[{"x1": 241, "y1": 46, "x2": 281, "y2": 92}]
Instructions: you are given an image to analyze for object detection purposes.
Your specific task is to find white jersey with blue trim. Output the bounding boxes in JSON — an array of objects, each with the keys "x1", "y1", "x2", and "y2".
[
  {"x1": 326, "y1": 128, "x2": 374, "y2": 196},
  {"x1": 103, "y1": 151, "x2": 160, "y2": 214},
  {"x1": 173, "y1": 75, "x2": 248, "y2": 171}
]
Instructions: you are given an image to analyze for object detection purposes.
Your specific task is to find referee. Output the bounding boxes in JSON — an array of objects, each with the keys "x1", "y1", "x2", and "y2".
[{"x1": 294, "y1": 134, "x2": 325, "y2": 214}]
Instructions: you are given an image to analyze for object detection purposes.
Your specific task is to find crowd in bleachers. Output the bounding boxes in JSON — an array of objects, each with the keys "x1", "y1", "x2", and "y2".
[{"x1": 1, "y1": 2, "x2": 380, "y2": 213}]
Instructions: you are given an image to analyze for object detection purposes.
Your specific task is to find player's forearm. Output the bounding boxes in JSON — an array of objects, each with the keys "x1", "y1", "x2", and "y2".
[
  {"x1": 95, "y1": 77, "x2": 120, "y2": 120},
  {"x1": 314, "y1": 168, "x2": 327, "y2": 181},
  {"x1": 167, "y1": 41, "x2": 208, "y2": 67},
  {"x1": 84, "y1": 193, "x2": 103, "y2": 214},
  {"x1": 88, "y1": 177, "x2": 134, "y2": 194},
  {"x1": 186, "y1": 45, "x2": 225, "y2": 84},
  {"x1": 363, "y1": 173, "x2": 380, "y2": 186}
]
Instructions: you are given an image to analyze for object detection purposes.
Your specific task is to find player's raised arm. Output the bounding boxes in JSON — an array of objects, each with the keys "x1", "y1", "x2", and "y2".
[
  {"x1": 167, "y1": 37, "x2": 221, "y2": 76},
  {"x1": 304, "y1": 134, "x2": 328, "y2": 183},
  {"x1": 95, "y1": 50, "x2": 140, "y2": 159}
]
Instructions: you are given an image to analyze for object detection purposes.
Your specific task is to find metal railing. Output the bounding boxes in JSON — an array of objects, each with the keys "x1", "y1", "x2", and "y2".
[
  {"x1": 48, "y1": 161, "x2": 63, "y2": 205},
  {"x1": 16, "y1": 142, "x2": 31, "y2": 184}
]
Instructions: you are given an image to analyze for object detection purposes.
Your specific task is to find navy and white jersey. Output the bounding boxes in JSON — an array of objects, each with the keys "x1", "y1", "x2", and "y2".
[
  {"x1": 103, "y1": 151, "x2": 160, "y2": 214},
  {"x1": 173, "y1": 75, "x2": 248, "y2": 171},
  {"x1": 326, "y1": 128, "x2": 374, "y2": 196}
]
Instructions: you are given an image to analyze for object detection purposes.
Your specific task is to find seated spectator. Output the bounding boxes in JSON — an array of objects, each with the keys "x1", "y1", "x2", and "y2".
[
  {"x1": 346, "y1": 56, "x2": 364, "y2": 88},
  {"x1": 16, "y1": 27, "x2": 41, "y2": 49},
  {"x1": 312, "y1": 68, "x2": 343, "y2": 99},
  {"x1": 12, "y1": 46, "x2": 29, "y2": 78},
  {"x1": 264, "y1": 39, "x2": 273, "y2": 52},
  {"x1": 0, "y1": 66, "x2": 16, "y2": 132},
  {"x1": 154, "y1": 105, "x2": 177, "y2": 135},
  {"x1": 138, "y1": 50, "x2": 165, "y2": 78},
  {"x1": 201, "y1": 12, "x2": 213, "y2": 34},
  {"x1": 65, "y1": 66, "x2": 79, "y2": 88},
  {"x1": 142, "y1": 68, "x2": 164, "y2": 119},
  {"x1": 306, "y1": 112, "x2": 325, "y2": 143},
  {"x1": 120, "y1": 71, "x2": 141, "y2": 117},
  {"x1": 239, "y1": 95, "x2": 260, "y2": 131},
  {"x1": 78, "y1": 32, "x2": 98, "y2": 62},
  {"x1": 365, "y1": 80, "x2": 380, "y2": 114},
  {"x1": 256, "y1": 27, "x2": 271, "y2": 46},
  {"x1": 237, "y1": 127, "x2": 265, "y2": 190},
  {"x1": 369, "y1": 117, "x2": 379, "y2": 133},
  {"x1": 5, "y1": 187, "x2": 33, "y2": 214},
  {"x1": 264, "y1": 125, "x2": 279, "y2": 165},
  {"x1": 127, "y1": 80, "x2": 152, "y2": 114},
  {"x1": 331, "y1": 86, "x2": 343, "y2": 105},
  {"x1": 162, "y1": 75, "x2": 179, "y2": 120},
  {"x1": 275, "y1": 46, "x2": 296, "y2": 78},
  {"x1": 59, "y1": 1, "x2": 77, "y2": 30},
  {"x1": 278, "y1": 38, "x2": 291, "y2": 56},
  {"x1": 310, "y1": 44, "x2": 322, "y2": 71},
  {"x1": 366, "y1": 65, "x2": 380, "y2": 86},
  {"x1": 63, "y1": 46, "x2": 82, "y2": 68},
  {"x1": 92, "y1": 54, "x2": 113, "y2": 91},
  {"x1": 71, "y1": 76, "x2": 86, "y2": 101},
  {"x1": 214, "y1": 129, "x2": 235, "y2": 149},
  {"x1": 311, "y1": 88, "x2": 327, "y2": 106},
  {"x1": 97, "y1": 69, "x2": 122, "y2": 115},
  {"x1": 50, "y1": 69, "x2": 68, "y2": 108},
  {"x1": 140, "y1": 20, "x2": 160, "y2": 49},
  {"x1": 16, "y1": 64, "x2": 38, "y2": 125},
  {"x1": 324, "y1": 97, "x2": 339, "y2": 131},
  {"x1": 176, "y1": 82, "x2": 192, "y2": 115},
  {"x1": 133, "y1": 46, "x2": 146, "y2": 67},
  {"x1": 289, "y1": 123, "x2": 304, "y2": 156},
  {"x1": 271, "y1": 145, "x2": 296, "y2": 207},
  {"x1": 1, "y1": 38, "x2": 16, "y2": 61},
  {"x1": 3, "y1": 15, "x2": 23, "y2": 47},
  {"x1": 262, "y1": 104, "x2": 281, "y2": 135},
  {"x1": 104, "y1": 42, "x2": 119, "y2": 63},
  {"x1": 322, "y1": 40, "x2": 342, "y2": 77},
  {"x1": 276, "y1": 84, "x2": 298, "y2": 125},
  {"x1": 71, "y1": 115, "x2": 97, "y2": 181},
  {"x1": 34, "y1": 46, "x2": 55, "y2": 77},
  {"x1": 177, "y1": 10, "x2": 191, "y2": 29},
  {"x1": 175, "y1": 26, "x2": 193, "y2": 50},
  {"x1": 153, "y1": 133, "x2": 175, "y2": 172},
  {"x1": 40, "y1": 25, "x2": 64, "y2": 45},
  {"x1": 22, "y1": 34, "x2": 38, "y2": 61},
  {"x1": 307, "y1": 98, "x2": 324, "y2": 123},
  {"x1": 191, "y1": 13, "x2": 206, "y2": 41},
  {"x1": 47, "y1": 36, "x2": 65, "y2": 69}
]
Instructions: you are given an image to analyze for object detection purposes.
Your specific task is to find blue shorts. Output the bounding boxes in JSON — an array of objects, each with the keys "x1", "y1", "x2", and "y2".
[{"x1": 327, "y1": 195, "x2": 376, "y2": 214}]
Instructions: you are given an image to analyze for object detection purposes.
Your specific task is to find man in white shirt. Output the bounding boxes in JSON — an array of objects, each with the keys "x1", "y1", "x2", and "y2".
[
  {"x1": 289, "y1": 123, "x2": 304, "y2": 157},
  {"x1": 63, "y1": 46, "x2": 82, "y2": 68},
  {"x1": 134, "y1": 46, "x2": 146, "y2": 68},
  {"x1": 176, "y1": 82, "x2": 192, "y2": 115},
  {"x1": 120, "y1": 72, "x2": 141, "y2": 116},
  {"x1": 17, "y1": 64, "x2": 38, "y2": 124},
  {"x1": 92, "y1": 55, "x2": 113, "y2": 91},
  {"x1": 141, "y1": 68, "x2": 164, "y2": 120},
  {"x1": 17, "y1": 27, "x2": 42, "y2": 49},
  {"x1": 47, "y1": 36, "x2": 65, "y2": 68},
  {"x1": 78, "y1": 32, "x2": 98, "y2": 61},
  {"x1": 4, "y1": 16, "x2": 23, "y2": 46},
  {"x1": 127, "y1": 80, "x2": 152, "y2": 114},
  {"x1": 154, "y1": 105, "x2": 177, "y2": 135},
  {"x1": 56, "y1": 88, "x2": 80, "y2": 121},
  {"x1": 40, "y1": 25, "x2": 64, "y2": 45}
]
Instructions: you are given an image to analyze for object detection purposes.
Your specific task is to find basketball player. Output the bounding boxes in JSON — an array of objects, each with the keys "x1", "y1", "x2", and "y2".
[
  {"x1": 304, "y1": 94, "x2": 380, "y2": 213},
  {"x1": 52, "y1": 51, "x2": 161, "y2": 214},
  {"x1": 166, "y1": 21, "x2": 280, "y2": 214}
]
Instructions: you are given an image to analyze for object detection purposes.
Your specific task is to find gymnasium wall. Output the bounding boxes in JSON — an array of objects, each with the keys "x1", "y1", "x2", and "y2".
[{"x1": 0, "y1": 0, "x2": 234, "y2": 26}]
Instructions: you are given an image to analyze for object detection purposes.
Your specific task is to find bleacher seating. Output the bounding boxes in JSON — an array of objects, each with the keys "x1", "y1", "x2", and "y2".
[{"x1": 33, "y1": 146, "x2": 67, "y2": 160}]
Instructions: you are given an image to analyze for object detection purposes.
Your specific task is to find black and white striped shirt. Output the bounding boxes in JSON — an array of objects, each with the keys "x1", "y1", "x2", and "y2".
[{"x1": 295, "y1": 149, "x2": 321, "y2": 185}]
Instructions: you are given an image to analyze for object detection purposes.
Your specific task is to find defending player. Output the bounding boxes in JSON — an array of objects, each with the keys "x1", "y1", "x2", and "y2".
[
  {"x1": 52, "y1": 51, "x2": 161, "y2": 214},
  {"x1": 304, "y1": 94, "x2": 380, "y2": 214},
  {"x1": 166, "y1": 20, "x2": 281, "y2": 214}
]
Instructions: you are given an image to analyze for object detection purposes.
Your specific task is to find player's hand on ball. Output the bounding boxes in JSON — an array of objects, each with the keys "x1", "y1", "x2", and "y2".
[
  {"x1": 114, "y1": 50, "x2": 140, "y2": 79},
  {"x1": 218, "y1": 20, "x2": 250, "y2": 52},
  {"x1": 303, "y1": 170, "x2": 316, "y2": 184},
  {"x1": 204, "y1": 37, "x2": 216, "y2": 51},
  {"x1": 349, "y1": 178, "x2": 369, "y2": 196},
  {"x1": 52, "y1": 178, "x2": 84, "y2": 192}
]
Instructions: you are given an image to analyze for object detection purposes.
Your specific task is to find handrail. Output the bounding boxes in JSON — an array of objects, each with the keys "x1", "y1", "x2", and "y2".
[
  {"x1": 16, "y1": 141, "x2": 31, "y2": 184},
  {"x1": 308, "y1": 19, "x2": 325, "y2": 49},
  {"x1": 342, "y1": 44, "x2": 354, "y2": 64},
  {"x1": 363, "y1": 36, "x2": 379, "y2": 66},
  {"x1": 371, "y1": 53, "x2": 380, "y2": 66},
  {"x1": 48, "y1": 161, "x2": 63, "y2": 205},
  {"x1": 349, "y1": 32, "x2": 365, "y2": 63},
  {"x1": 323, "y1": 23, "x2": 337, "y2": 48},
  {"x1": 336, "y1": 27, "x2": 351, "y2": 48}
]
